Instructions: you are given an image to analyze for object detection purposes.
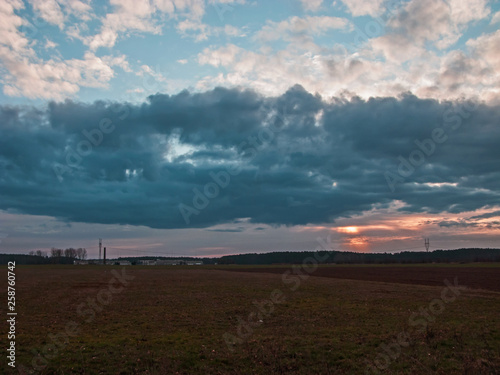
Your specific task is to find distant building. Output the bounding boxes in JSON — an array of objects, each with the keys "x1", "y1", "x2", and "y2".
[
  {"x1": 139, "y1": 259, "x2": 203, "y2": 266},
  {"x1": 156, "y1": 259, "x2": 182, "y2": 265},
  {"x1": 73, "y1": 260, "x2": 89, "y2": 265},
  {"x1": 117, "y1": 260, "x2": 131, "y2": 266}
]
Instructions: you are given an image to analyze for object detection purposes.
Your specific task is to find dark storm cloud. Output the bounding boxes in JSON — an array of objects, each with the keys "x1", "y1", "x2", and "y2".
[
  {"x1": 438, "y1": 220, "x2": 479, "y2": 228},
  {"x1": 470, "y1": 210, "x2": 500, "y2": 220},
  {"x1": 438, "y1": 219, "x2": 500, "y2": 229},
  {"x1": 0, "y1": 86, "x2": 499, "y2": 229},
  {"x1": 205, "y1": 227, "x2": 246, "y2": 233}
]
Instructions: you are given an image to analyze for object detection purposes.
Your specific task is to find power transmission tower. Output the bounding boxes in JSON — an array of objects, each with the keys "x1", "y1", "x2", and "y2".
[{"x1": 425, "y1": 238, "x2": 430, "y2": 252}]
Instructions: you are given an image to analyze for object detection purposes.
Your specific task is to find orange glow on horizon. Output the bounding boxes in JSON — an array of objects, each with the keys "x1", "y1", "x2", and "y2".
[
  {"x1": 338, "y1": 226, "x2": 359, "y2": 234},
  {"x1": 349, "y1": 237, "x2": 366, "y2": 245},
  {"x1": 282, "y1": 205, "x2": 500, "y2": 253},
  {"x1": 345, "y1": 236, "x2": 370, "y2": 252}
]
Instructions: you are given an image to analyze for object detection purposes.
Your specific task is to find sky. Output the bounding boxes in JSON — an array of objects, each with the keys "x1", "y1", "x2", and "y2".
[{"x1": 1, "y1": 0, "x2": 500, "y2": 258}]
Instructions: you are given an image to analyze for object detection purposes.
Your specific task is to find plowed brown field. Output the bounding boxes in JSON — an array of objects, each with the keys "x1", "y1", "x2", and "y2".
[{"x1": 224, "y1": 265, "x2": 500, "y2": 292}]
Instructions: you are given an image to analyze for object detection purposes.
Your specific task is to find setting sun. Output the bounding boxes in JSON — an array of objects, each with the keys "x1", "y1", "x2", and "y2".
[{"x1": 338, "y1": 226, "x2": 359, "y2": 234}]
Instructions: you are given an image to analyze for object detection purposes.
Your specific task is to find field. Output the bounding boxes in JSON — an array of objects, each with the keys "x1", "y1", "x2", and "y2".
[
  {"x1": 224, "y1": 264, "x2": 500, "y2": 292},
  {"x1": 3, "y1": 264, "x2": 500, "y2": 374}
]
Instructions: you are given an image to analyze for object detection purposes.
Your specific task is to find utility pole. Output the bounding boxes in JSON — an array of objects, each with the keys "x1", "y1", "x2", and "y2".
[
  {"x1": 99, "y1": 238, "x2": 102, "y2": 263},
  {"x1": 425, "y1": 238, "x2": 430, "y2": 252}
]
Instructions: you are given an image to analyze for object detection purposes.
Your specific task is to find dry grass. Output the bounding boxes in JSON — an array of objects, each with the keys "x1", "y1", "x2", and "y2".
[{"x1": 2, "y1": 265, "x2": 500, "y2": 374}]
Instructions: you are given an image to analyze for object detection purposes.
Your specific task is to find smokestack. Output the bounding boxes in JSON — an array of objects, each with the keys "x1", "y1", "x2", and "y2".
[{"x1": 103, "y1": 247, "x2": 106, "y2": 265}]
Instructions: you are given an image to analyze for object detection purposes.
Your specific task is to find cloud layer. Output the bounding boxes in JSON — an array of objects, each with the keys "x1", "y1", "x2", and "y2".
[
  {"x1": 1, "y1": 86, "x2": 499, "y2": 230},
  {"x1": 1, "y1": 0, "x2": 499, "y2": 102}
]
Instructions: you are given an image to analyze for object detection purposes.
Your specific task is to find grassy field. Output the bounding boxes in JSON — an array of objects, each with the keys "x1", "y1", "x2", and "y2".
[{"x1": 3, "y1": 264, "x2": 500, "y2": 374}]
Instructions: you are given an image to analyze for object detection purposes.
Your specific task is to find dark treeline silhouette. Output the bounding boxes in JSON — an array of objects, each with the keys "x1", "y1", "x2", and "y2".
[
  {"x1": 1, "y1": 248, "x2": 499, "y2": 265},
  {"x1": 216, "y1": 248, "x2": 500, "y2": 265},
  {"x1": 0, "y1": 247, "x2": 87, "y2": 265},
  {"x1": 116, "y1": 256, "x2": 216, "y2": 265},
  {"x1": 0, "y1": 254, "x2": 73, "y2": 265},
  {"x1": 109, "y1": 249, "x2": 500, "y2": 265}
]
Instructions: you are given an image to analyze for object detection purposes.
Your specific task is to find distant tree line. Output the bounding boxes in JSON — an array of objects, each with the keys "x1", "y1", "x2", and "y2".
[
  {"x1": 0, "y1": 247, "x2": 87, "y2": 265},
  {"x1": 44, "y1": 247, "x2": 87, "y2": 260},
  {"x1": 1, "y1": 248, "x2": 499, "y2": 265},
  {"x1": 216, "y1": 248, "x2": 500, "y2": 265},
  {"x1": 27, "y1": 250, "x2": 47, "y2": 257},
  {"x1": 109, "y1": 249, "x2": 500, "y2": 265},
  {"x1": 116, "y1": 256, "x2": 216, "y2": 265}
]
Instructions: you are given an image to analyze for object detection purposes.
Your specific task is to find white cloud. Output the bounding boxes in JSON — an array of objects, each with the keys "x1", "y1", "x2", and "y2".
[
  {"x1": 371, "y1": 0, "x2": 491, "y2": 63},
  {"x1": 88, "y1": 0, "x2": 160, "y2": 50},
  {"x1": 0, "y1": 1, "x2": 129, "y2": 100},
  {"x1": 371, "y1": 34, "x2": 427, "y2": 63},
  {"x1": 0, "y1": 0, "x2": 31, "y2": 55},
  {"x1": 88, "y1": 0, "x2": 207, "y2": 50},
  {"x1": 447, "y1": 0, "x2": 489, "y2": 25},
  {"x1": 176, "y1": 19, "x2": 210, "y2": 41},
  {"x1": 389, "y1": 0, "x2": 456, "y2": 46},
  {"x1": 170, "y1": 0, "x2": 205, "y2": 19},
  {"x1": 198, "y1": 44, "x2": 242, "y2": 67},
  {"x1": 300, "y1": 0, "x2": 323, "y2": 12},
  {"x1": 1, "y1": 0, "x2": 497, "y2": 103},
  {"x1": 377, "y1": 28, "x2": 500, "y2": 101},
  {"x1": 490, "y1": 11, "x2": 500, "y2": 25},
  {"x1": 63, "y1": 0, "x2": 93, "y2": 21},
  {"x1": 467, "y1": 29, "x2": 500, "y2": 73},
  {"x1": 137, "y1": 64, "x2": 167, "y2": 81},
  {"x1": 196, "y1": 43, "x2": 392, "y2": 98},
  {"x1": 28, "y1": 0, "x2": 65, "y2": 28},
  {"x1": 208, "y1": 0, "x2": 245, "y2": 3},
  {"x1": 105, "y1": 54, "x2": 131, "y2": 72},
  {"x1": 126, "y1": 87, "x2": 145, "y2": 93},
  {"x1": 27, "y1": 0, "x2": 93, "y2": 28},
  {"x1": 2, "y1": 51, "x2": 130, "y2": 100},
  {"x1": 44, "y1": 39, "x2": 58, "y2": 49},
  {"x1": 224, "y1": 24, "x2": 245, "y2": 37},
  {"x1": 177, "y1": 19, "x2": 245, "y2": 41},
  {"x1": 256, "y1": 16, "x2": 350, "y2": 43},
  {"x1": 338, "y1": 0, "x2": 385, "y2": 17},
  {"x1": 437, "y1": 50, "x2": 479, "y2": 91},
  {"x1": 196, "y1": 17, "x2": 500, "y2": 103}
]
